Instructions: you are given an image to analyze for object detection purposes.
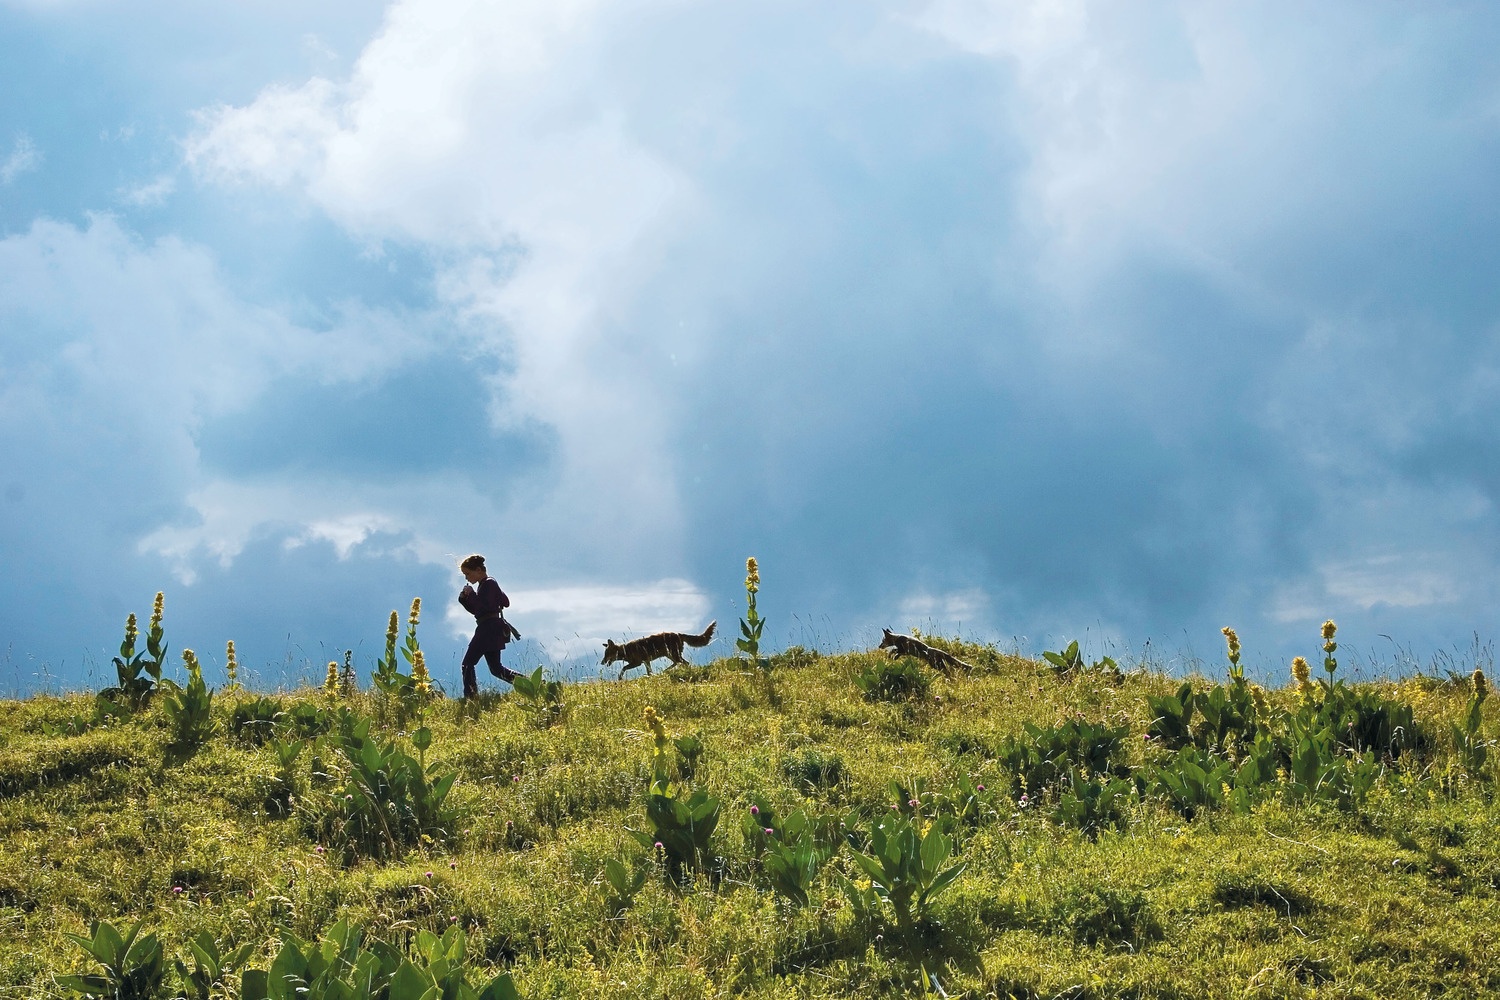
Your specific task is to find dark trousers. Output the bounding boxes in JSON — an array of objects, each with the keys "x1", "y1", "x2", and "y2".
[{"x1": 462, "y1": 631, "x2": 515, "y2": 697}]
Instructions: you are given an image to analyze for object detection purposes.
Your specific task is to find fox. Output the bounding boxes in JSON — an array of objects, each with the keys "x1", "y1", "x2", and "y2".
[
  {"x1": 877, "y1": 628, "x2": 974, "y2": 674},
  {"x1": 602, "y1": 621, "x2": 718, "y2": 679}
]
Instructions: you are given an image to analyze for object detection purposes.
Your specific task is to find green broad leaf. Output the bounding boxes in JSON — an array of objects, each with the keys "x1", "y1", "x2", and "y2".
[
  {"x1": 477, "y1": 971, "x2": 523, "y2": 1000},
  {"x1": 850, "y1": 851, "x2": 889, "y2": 887},
  {"x1": 54, "y1": 973, "x2": 111, "y2": 994},
  {"x1": 412, "y1": 727, "x2": 433, "y2": 753},
  {"x1": 387, "y1": 961, "x2": 438, "y2": 1000},
  {"x1": 240, "y1": 969, "x2": 270, "y2": 1000},
  {"x1": 918, "y1": 830, "x2": 951, "y2": 873},
  {"x1": 925, "y1": 861, "x2": 967, "y2": 900}
]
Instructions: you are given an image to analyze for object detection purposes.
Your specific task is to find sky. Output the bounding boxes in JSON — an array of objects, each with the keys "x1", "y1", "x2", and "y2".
[{"x1": 4, "y1": 0, "x2": 1500, "y2": 694}]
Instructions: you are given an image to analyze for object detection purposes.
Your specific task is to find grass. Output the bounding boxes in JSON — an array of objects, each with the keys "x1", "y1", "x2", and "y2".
[{"x1": 1, "y1": 640, "x2": 1498, "y2": 998}]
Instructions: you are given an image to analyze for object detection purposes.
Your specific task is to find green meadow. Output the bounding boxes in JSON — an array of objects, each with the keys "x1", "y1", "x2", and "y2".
[{"x1": 2, "y1": 603, "x2": 1498, "y2": 999}]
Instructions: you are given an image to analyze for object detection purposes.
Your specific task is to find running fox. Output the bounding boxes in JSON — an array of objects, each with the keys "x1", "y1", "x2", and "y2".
[
  {"x1": 877, "y1": 628, "x2": 974, "y2": 674},
  {"x1": 602, "y1": 621, "x2": 718, "y2": 679}
]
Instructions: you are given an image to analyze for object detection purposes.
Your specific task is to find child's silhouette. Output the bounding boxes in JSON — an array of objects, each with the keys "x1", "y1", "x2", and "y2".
[{"x1": 457, "y1": 554, "x2": 518, "y2": 698}]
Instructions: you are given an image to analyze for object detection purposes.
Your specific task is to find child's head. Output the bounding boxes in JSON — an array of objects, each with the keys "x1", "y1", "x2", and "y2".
[{"x1": 459, "y1": 554, "x2": 487, "y2": 582}]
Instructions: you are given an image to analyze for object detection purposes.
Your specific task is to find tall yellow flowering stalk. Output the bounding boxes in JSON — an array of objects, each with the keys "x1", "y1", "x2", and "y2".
[
  {"x1": 643, "y1": 705, "x2": 671, "y2": 785},
  {"x1": 324, "y1": 660, "x2": 340, "y2": 698},
  {"x1": 1222, "y1": 626, "x2": 1244, "y2": 683},
  {"x1": 225, "y1": 640, "x2": 239, "y2": 690},
  {"x1": 412, "y1": 650, "x2": 432, "y2": 696},
  {"x1": 1321, "y1": 620, "x2": 1339, "y2": 681},
  {"x1": 737, "y1": 557, "x2": 769, "y2": 671}
]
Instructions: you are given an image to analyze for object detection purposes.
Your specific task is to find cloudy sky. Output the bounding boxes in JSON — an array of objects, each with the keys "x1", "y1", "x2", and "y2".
[{"x1": 3, "y1": 0, "x2": 1500, "y2": 693}]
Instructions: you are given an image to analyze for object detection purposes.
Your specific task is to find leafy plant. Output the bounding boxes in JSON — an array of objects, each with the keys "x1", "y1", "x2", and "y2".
[
  {"x1": 309, "y1": 715, "x2": 459, "y2": 861},
  {"x1": 239, "y1": 920, "x2": 519, "y2": 1000},
  {"x1": 512, "y1": 666, "x2": 566, "y2": 727},
  {"x1": 673, "y1": 732, "x2": 706, "y2": 782},
  {"x1": 102, "y1": 596, "x2": 169, "y2": 711},
  {"x1": 630, "y1": 707, "x2": 722, "y2": 885},
  {"x1": 57, "y1": 919, "x2": 167, "y2": 1000},
  {"x1": 175, "y1": 930, "x2": 253, "y2": 1000},
  {"x1": 837, "y1": 812, "x2": 965, "y2": 929},
  {"x1": 1042, "y1": 640, "x2": 1119, "y2": 680},
  {"x1": 1146, "y1": 682, "x2": 1197, "y2": 750},
  {"x1": 267, "y1": 736, "x2": 305, "y2": 816},
  {"x1": 160, "y1": 650, "x2": 216, "y2": 751},
  {"x1": 737, "y1": 557, "x2": 770, "y2": 671},
  {"x1": 1153, "y1": 746, "x2": 1233, "y2": 819},
  {"x1": 602, "y1": 856, "x2": 649, "y2": 917},
  {"x1": 854, "y1": 657, "x2": 931, "y2": 703},
  {"x1": 230, "y1": 696, "x2": 283, "y2": 746},
  {"x1": 741, "y1": 797, "x2": 841, "y2": 907},
  {"x1": 1453, "y1": 670, "x2": 1490, "y2": 775},
  {"x1": 999, "y1": 718, "x2": 1130, "y2": 797},
  {"x1": 1053, "y1": 767, "x2": 1134, "y2": 839}
]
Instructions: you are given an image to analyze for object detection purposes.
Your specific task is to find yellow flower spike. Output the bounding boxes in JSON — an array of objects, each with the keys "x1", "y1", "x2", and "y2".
[
  {"x1": 225, "y1": 640, "x2": 239, "y2": 687},
  {"x1": 151, "y1": 592, "x2": 165, "y2": 632},
  {"x1": 1321, "y1": 619, "x2": 1337, "y2": 653},
  {"x1": 125, "y1": 613, "x2": 139, "y2": 645},
  {"x1": 182, "y1": 649, "x2": 200, "y2": 678},
  {"x1": 1474, "y1": 669, "x2": 1489, "y2": 703},
  {"x1": 1250, "y1": 684, "x2": 1269, "y2": 719},
  {"x1": 412, "y1": 650, "x2": 432, "y2": 695},
  {"x1": 409, "y1": 597, "x2": 422, "y2": 627},
  {"x1": 1221, "y1": 626, "x2": 1241, "y2": 665},
  {"x1": 387, "y1": 610, "x2": 400, "y2": 640},
  {"x1": 1291, "y1": 656, "x2": 1312, "y2": 692},
  {"x1": 325, "y1": 661, "x2": 340, "y2": 694},
  {"x1": 745, "y1": 557, "x2": 760, "y2": 594}
]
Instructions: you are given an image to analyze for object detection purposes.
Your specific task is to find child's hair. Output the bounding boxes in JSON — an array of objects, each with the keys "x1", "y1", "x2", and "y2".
[{"x1": 459, "y1": 554, "x2": 487, "y2": 572}]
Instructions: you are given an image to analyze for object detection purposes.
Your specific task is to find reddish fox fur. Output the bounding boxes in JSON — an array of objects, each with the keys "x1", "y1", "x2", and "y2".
[
  {"x1": 602, "y1": 621, "x2": 718, "y2": 679},
  {"x1": 877, "y1": 628, "x2": 973, "y2": 674}
]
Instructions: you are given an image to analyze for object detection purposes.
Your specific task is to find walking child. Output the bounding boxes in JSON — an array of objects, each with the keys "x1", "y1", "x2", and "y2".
[{"x1": 457, "y1": 554, "x2": 519, "y2": 698}]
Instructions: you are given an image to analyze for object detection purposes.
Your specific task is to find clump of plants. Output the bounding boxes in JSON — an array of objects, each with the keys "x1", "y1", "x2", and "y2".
[
  {"x1": 854, "y1": 657, "x2": 931, "y2": 703},
  {"x1": 512, "y1": 666, "x2": 566, "y2": 727},
  {"x1": 628, "y1": 706, "x2": 721, "y2": 886}
]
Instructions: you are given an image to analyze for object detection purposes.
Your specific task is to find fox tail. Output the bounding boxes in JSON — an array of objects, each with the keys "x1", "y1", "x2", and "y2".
[{"x1": 685, "y1": 621, "x2": 717, "y2": 647}]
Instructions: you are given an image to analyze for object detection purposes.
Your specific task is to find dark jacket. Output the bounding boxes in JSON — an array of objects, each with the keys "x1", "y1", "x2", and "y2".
[{"x1": 459, "y1": 578, "x2": 513, "y2": 649}]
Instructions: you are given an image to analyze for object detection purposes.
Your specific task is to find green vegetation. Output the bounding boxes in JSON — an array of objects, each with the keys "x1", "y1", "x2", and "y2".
[{"x1": 3, "y1": 607, "x2": 1500, "y2": 998}]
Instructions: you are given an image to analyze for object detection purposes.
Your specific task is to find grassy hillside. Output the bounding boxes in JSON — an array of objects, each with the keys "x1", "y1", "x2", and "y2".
[{"x1": 1, "y1": 620, "x2": 1498, "y2": 998}]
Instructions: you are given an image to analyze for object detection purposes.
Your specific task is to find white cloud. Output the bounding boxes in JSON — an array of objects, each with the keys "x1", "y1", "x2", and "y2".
[
  {"x1": 1, "y1": 135, "x2": 41, "y2": 184},
  {"x1": 120, "y1": 173, "x2": 177, "y2": 207},
  {"x1": 185, "y1": 0, "x2": 695, "y2": 579}
]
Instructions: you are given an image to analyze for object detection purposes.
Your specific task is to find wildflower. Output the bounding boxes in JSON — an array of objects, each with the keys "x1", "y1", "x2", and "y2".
[
  {"x1": 172, "y1": 886, "x2": 183, "y2": 895},
  {"x1": 150, "y1": 592, "x2": 165, "y2": 632},
  {"x1": 643, "y1": 705, "x2": 668, "y2": 746},
  {"x1": 124, "y1": 612, "x2": 139, "y2": 646},
  {"x1": 386, "y1": 610, "x2": 400, "y2": 644},
  {"x1": 1291, "y1": 656, "x2": 1312, "y2": 693},
  {"x1": 1321, "y1": 619, "x2": 1337, "y2": 651},
  {"x1": 324, "y1": 661, "x2": 340, "y2": 695},
  {"x1": 512, "y1": 775, "x2": 521, "y2": 784},
  {"x1": 745, "y1": 557, "x2": 760, "y2": 594},
  {"x1": 908, "y1": 799, "x2": 919, "y2": 809},
  {"x1": 765, "y1": 827, "x2": 774, "y2": 835},
  {"x1": 654, "y1": 841, "x2": 664, "y2": 851},
  {"x1": 182, "y1": 649, "x2": 201, "y2": 677},
  {"x1": 449, "y1": 861, "x2": 458, "y2": 870},
  {"x1": 409, "y1": 597, "x2": 422, "y2": 628},
  {"x1": 1222, "y1": 626, "x2": 1241, "y2": 666},
  {"x1": 976, "y1": 784, "x2": 986, "y2": 792},
  {"x1": 1251, "y1": 684, "x2": 1269, "y2": 719},
  {"x1": 225, "y1": 640, "x2": 239, "y2": 688},
  {"x1": 314, "y1": 846, "x2": 325, "y2": 855},
  {"x1": 749, "y1": 805, "x2": 759, "y2": 816},
  {"x1": 506, "y1": 820, "x2": 513, "y2": 829},
  {"x1": 1475, "y1": 669, "x2": 1489, "y2": 703},
  {"x1": 412, "y1": 649, "x2": 432, "y2": 695},
  {"x1": 425, "y1": 871, "x2": 433, "y2": 879}
]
